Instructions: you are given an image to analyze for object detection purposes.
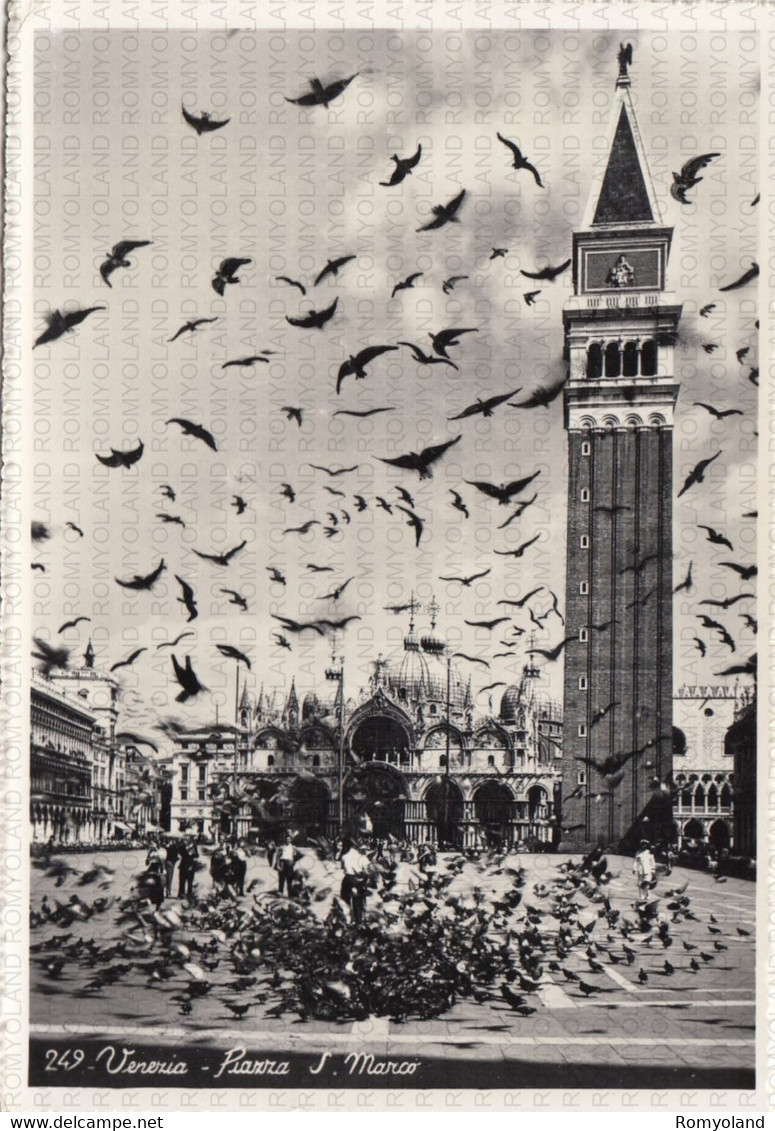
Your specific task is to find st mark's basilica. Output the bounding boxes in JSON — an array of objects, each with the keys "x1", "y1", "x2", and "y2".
[{"x1": 170, "y1": 598, "x2": 563, "y2": 849}]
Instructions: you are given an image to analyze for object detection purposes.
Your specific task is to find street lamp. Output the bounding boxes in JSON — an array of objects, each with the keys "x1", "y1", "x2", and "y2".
[
  {"x1": 231, "y1": 656, "x2": 250, "y2": 840},
  {"x1": 442, "y1": 654, "x2": 452, "y2": 848},
  {"x1": 326, "y1": 647, "x2": 345, "y2": 835}
]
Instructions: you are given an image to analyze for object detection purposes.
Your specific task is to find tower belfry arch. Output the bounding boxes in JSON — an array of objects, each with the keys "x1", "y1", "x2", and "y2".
[{"x1": 560, "y1": 46, "x2": 682, "y2": 850}]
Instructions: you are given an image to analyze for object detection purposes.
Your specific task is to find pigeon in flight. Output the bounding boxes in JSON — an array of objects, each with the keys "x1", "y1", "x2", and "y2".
[
  {"x1": 464, "y1": 471, "x2": 540, "y2": 505},
  {"x1": 212, "y1": 257, "x2": 252, "y2": 296},
  {"x1": 520, "y1": 259, "x2": 571, "y2": 281},
  {"x1": 168, "y1": 316, "x2": 218, "y2": 342},
  {"x1": 429, "y1": 326, "x2": 478, "y2": 358},
  {"x1": 182, "y1": 106, "x2": 230, "y2": 133},
  {"x1": 100, "y1": 241, "x2": 151, "y2": 286},
  {"x1": 193, "y1": 541, "x2": 247, "y2": 567},
  {"x1": 314, "y1": 256, "x2": 356, "y2": 286},
  {"x1": 286, "y1": 75, "x2": 358, "y2": 108},
  {"x1": 337, "y1": 345, "x2": 398, "y2": 393},
  {"x1": 286, "y1": 298, "x2": 338, "y2": 329},
  {"x1": 677, "y1": 451, "x2": 722, "y2": 497},
  {"x1": 171, "y1": 654, "x2": 208, "y2": 702},
  {"x1": 719, "y1": 262, "x2": 759, "y2": 292},
  {"x1": 34, "y1": 306, "x2": 105, "y2": 348},
  {"x1": 96, "y1": 436, "x2": 144, "y2": 463},
  {"x1": 115, "y1": 559, "x2": 166, "y2": 591},
  {"x1": 379, "y1": 144, "x2": 422, "y2": 186},
  {"x1": 417, "y1": 188, "x2": 466, "y2": 232},
  {"x1": 448, "y1": 390, "x2": 521, "y2": 421},
  {"x1": 670, "y1": 153, "x2": 720, "y2": 204},
  {"x1": 378, "y1": 436, "x2": 461, "y2": 480},
  {"x1": 496, "y1": 133, "x2": 543, "y2": 185},
  {"x1": 175, "y1": 575, "x2": 198, "y2": 622},
  {"x1": 166, "y1": 419, "x2": 217, "y2": 451}
]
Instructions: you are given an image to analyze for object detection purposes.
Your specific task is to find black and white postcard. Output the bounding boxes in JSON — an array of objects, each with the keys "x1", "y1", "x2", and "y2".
[{"x1": 2, "y1": 0, "x2": 767, "y2": 1114}]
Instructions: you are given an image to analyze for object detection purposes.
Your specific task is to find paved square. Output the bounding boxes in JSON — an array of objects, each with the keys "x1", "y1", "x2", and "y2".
[{"x1": 29, "y1": 850, "x2": 754, "y2": 1088}]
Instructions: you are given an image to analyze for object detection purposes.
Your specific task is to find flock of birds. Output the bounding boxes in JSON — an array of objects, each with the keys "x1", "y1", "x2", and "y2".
[
  {"x1": 30, "y1": 843, "x2": 752, "y2": 1026},
  {"x1": 30, "y1": 68, "x2": 757, "y2": 735}
]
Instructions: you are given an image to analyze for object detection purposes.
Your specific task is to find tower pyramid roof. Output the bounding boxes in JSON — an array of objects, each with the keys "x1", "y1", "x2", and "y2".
[{"x1": 583, "y1": 44, "x2": 662, "y2": 229}]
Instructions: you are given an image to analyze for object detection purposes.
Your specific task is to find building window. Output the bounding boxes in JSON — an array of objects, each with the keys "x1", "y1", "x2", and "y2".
[
  {"x1": 312, "y1": 754, "x2": 320, "y2": 767},
  {"x1": 580, "y1": 488, "x2": 590, "y2": 502},
  {"x1": 586, "y1": 343, "x2": 603, "y2": 379},
  {"x1": 577, "y1": 770, "x2": 587, "y2": 785},
  {"x1": 580, "y1": 581, "x2": 589, "y2": 595},
  {"x1": 622, "y1": 341, "x2": 639, "y2": 377},
  {"x1": 578, "y1": 723, "x2": 587, "y2": 737},
  {"x1": 180, "y1": 788, "x2": 188, "y2": 801},
  {"x1": 605, "y1": 341, "x2": 621, "y2": 378},
  {"x1": 580, "y1": 534, "x2": 590, "y2": 549},
  {"x1": 641, "y1": 338, "x2": 658, "y2": 376},
  {"x1": 578, "y1": 676, "x2": 588, "y2": 690},
  {"x1": 180, "y1": 765, "x2": 189, "y2": 783},
  {"x1": 197, "y1": 763, "x2": 206, "y2": 783},
  {"x1": 267, "y1": 754, "x2": 275, "y2": 767},
  {"x1": 487, "y1": 754, "x2": 495, "y2": 766},
  {"x1": 582, "y1": 440, "x2": 591, "y2": 455},
  {"x1": 197, "y1": 788, "x2": 206, "y2": 802},
  {"x1": 579, "y1": 627, "x2": 589, "y2": 642}
]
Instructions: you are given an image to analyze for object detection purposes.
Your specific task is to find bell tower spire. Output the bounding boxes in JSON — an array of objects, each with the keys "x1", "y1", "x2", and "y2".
[{"x1": 560, "y1": 46, "x2": 682, "y2": 851}]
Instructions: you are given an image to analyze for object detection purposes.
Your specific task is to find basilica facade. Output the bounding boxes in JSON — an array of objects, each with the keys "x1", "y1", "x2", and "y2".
[{"x1": 169, "y1": 610, "x2": 563, "y2": 849}]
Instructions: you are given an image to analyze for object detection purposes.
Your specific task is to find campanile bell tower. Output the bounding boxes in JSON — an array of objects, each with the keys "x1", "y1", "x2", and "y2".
[{"x1": 560, "y1": 46, "x2": 683, "y2": 850}]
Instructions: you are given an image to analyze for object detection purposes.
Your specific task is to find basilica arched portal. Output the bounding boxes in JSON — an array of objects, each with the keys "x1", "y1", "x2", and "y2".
[
  {"x1": 350, "y1": 714, "x2": 412, "y2": 763},
  {"x1": 473, "y1": 781, "x2": 514, "y2": 847},
  {"x1": 344, "y1": 762, "x2": 407, "y2": 840},
  {"x1": 289, "y1": 777, "x2": 330, "y2": 838},
  {"x1": 425, "y1": 778, "x2": 465, "y2": 848}
]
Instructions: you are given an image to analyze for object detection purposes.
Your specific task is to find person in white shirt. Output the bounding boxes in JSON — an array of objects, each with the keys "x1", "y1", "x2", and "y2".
[
  {"x1": 633, "y1": 840, "x2": 657, "y2": 899},
  {"x1": 276, "y1": 832, "x2": 298, "y2": 896},
  {"x1": 340, "y1": 838, "x2": 370, "y2": 923},
  {"x1": 392, "y1": 849, "x2": 417, "y2": 896}
]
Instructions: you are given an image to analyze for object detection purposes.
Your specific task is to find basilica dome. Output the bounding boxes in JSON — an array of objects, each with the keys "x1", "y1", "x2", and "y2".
[
  {"x1": 424, "y1": 652, "x2": 468, "y2": 709},
  {"x1": 500, "y1": 684, "x2": 522, "y2": 724},
  {"x1": 390, "y1": 628, "x2": 431, "y2": 704},
  {"x1": 302, "y1": 689, "x2": 338, "y2": 721}
]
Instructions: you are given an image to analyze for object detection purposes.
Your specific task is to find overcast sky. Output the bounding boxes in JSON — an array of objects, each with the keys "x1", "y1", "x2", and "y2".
[{"x1": 30, "y1": 29, "x2": 759, "y2": 743}]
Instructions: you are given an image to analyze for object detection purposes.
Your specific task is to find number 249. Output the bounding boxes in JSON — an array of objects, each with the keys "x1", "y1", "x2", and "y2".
[{"x1": 44, "y1": 1049, "x2": 85, "y2": 1071}]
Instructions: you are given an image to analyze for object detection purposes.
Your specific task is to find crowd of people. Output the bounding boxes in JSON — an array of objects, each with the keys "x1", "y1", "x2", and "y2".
[
  {"x1": 36, "y1": 827, "x2": 751, "y2": 921},
  {"x1": 132, "y1": 829, "x2": 453, "y2": 923}
]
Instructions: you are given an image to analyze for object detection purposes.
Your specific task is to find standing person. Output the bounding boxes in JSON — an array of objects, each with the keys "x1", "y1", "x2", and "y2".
[
  {"x1": 141, "y1": 851, "x2": 166, "y2": 910},
  {"x1": 276, "y1": 832, "x2": 299, "y2": 896},
  {"x1": 164, "y1": 838, "x2": 180, "y2": 897},
  {"x1": 177, "y1": 838, "x2": 198, "y2": 899},
  {"x1": 210, "y1": 844, "x2": 229, "y2": 898},
  {"x1": 633, "y1": 839, "x2": 657, "y2": 900},
  {"x1": 146, "y1": 839, "x2": 167, "y2": 873},
  {"x1": 392, "y1": 849, "x2": 417, "y2": 896},
  {"x1": 232, "y1": 840, "x2": 248, "y2": 896},
  {"x1": 340, "y1": 838, "x2": 369, "y2": 924}
]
